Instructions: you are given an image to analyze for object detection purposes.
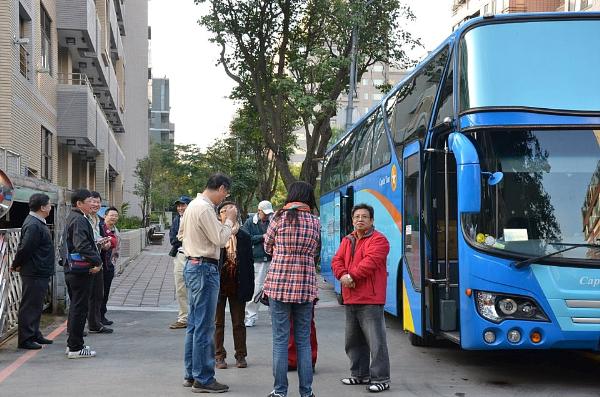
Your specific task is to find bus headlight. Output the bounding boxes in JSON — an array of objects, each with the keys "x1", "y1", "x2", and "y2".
[{"x1": 475, "y1": 291, "x2": 549, "y2": 323}]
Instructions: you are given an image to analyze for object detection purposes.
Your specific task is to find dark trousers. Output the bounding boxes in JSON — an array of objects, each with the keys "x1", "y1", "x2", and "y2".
[
  {"x1": 101, "y1": 269, "x2": 114, "y2": 319},
  {"x1": 87, "y1": 269, "x2": 104, "y2": 330},
  {"x1": 345, "y1": 304, "x2": 390, "y2": 383},
  {"x1": 214, "y1": 294, "x2": 247, "y2": 360},
  {"x1": 18, "y1": 276, "x2": 50, "y2": 345},
  {"x1": 66, "y1": 272, "x2": 92, "y2": 351}
]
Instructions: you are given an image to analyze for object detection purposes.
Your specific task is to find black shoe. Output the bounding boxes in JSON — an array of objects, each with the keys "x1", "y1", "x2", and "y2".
[
  {"x1": 191, "y1": 380, "x2": 229, "y2": 393},
  {"x1": 18, "y1": 341, "x2": 42, "y2": 350},
  {"x1": 89, "y1": 326, "x2": 114, "y2": 334},
  {"x1": 101, "y1": 318, "x2": 114, "y2": 326},
  {"x1": 35, "y1": 336, "x2": 53, "y2": 345}
]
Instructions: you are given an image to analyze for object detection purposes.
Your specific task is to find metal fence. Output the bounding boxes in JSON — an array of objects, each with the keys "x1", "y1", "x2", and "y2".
[{"x1": 0, "y1": 229, "x2": 53, "y2": 342}]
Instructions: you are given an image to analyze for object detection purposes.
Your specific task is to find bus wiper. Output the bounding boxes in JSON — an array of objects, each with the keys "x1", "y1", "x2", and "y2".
[{"x1": 512, "y1": 242, "x2": 600, "y2": 269}]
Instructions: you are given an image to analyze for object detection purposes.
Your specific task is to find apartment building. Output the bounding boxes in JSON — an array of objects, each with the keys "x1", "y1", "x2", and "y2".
[
  {"x1": 290, "y1": 62, "x2": 406, "y2": 164},
  {"x1": 149, "y1": 77, "x2": 174, "y2": 146},
  {"x1": 452, "y1": 0, "x2": 600, "y2": 28},
  {"x1": 0, "y1": 0, "x2": 148, "y2": 222}
]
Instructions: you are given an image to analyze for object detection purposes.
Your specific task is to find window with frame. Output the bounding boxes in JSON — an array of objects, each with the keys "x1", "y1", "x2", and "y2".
[
  {"x1": 41, "y1": 127, "x2": 52, "y2": 180},
  {"x1": 371, "y1": 111, "x2": 391, "y2": 169},
  {"x1": 40, "y1": 5, "x2": 52, "y2": 74}
]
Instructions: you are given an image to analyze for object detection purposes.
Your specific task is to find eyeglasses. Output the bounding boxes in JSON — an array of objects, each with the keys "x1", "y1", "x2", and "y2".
[{"x1": 352, "y1": 215, "x2": 371, "y2": 220}]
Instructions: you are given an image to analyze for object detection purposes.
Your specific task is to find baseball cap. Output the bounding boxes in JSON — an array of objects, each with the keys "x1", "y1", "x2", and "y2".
[
  {"x1": 258, "y1": 200, "x2": 274, "y2": 215},
  {"x1": 174, "y1": 195, "x2": 191, "y2": 205}
]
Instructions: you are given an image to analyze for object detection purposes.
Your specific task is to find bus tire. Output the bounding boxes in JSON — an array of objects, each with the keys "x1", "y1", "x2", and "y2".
[
  {"x1": 409, "y1": 331, "x2": 435, "y2": 347},
  {"x1": 336, "y1": 292, "x2": 344, "y2": 305}
]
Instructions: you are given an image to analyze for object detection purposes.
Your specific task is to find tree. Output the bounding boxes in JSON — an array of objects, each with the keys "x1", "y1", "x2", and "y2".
[
  {"x1": 133, "y1": 151, "x2": 158, "y2": 227},
  {"x1": 195, "y1": 0, "x2": 420, "y2": 187}
]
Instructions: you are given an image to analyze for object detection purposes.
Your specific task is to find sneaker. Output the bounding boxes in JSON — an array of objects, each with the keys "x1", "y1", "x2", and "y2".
[
  {"x1": 341, "y1": 377, "x2": 370, "y2": 385},
  {"x1": 215, "y1": 358, "x2": 228, "y2": 369},
  {"x1": 267, "y1": 392, "x2": 285, "y2": 397},
  {"x1": 169, "y1": 320, "x2": 187, "y2": 329},
  {"x1": 66, "y1": 345, "x2": 90, "y2": 355},
  {"x1": 89, "y1": 326, "x2": 113, "y2": 334},
  {"x1": 183, "y1": 378, "x2": 194, "y2": 387},
  {"x1": 191, "y1": 380, "x2": 229, "y2": 393},
  {"x1": 244, "y1": 319, "x2": 255, "y2": 327},
  {"x1": 367, "y1": 382, "x2": 390, "y2": 393},
  {"x1": 18, "y1": 341, "x2": 42, "y2": 350},
  {"x1": 101, "y1": 317, "x2": 114, "y2": 326},
  {"x1": 67, "y1": 346, "x2": 96, "y2": 359},
  {"x1": 235, "y1": 357, "x2": 247, "y2": 368}
]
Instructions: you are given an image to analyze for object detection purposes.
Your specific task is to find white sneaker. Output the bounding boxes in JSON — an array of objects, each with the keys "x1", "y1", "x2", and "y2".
[
  {"x1": 244, "y1": 319, "x2": 256, "y2": 327},
  {"x1": 66, "y1": 345, "x2": 90, "y2": 355},
  {"x1": 67, "y1": 346, "x2": 96, "y2": 359}
]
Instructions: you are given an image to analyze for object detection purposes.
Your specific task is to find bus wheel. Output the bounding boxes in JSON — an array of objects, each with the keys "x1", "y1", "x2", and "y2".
[
  {"x1": 409, "y1": 331, "x2": 435, "y2": 347},
  {"x1": 336, "y1": 292, "x2": 344, "y2": 305}
]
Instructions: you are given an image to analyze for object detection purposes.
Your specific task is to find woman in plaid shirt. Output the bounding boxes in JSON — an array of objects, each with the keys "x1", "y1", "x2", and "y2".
[{"x1": 263, "y1": 181, "x2": 320, "y2": 397}]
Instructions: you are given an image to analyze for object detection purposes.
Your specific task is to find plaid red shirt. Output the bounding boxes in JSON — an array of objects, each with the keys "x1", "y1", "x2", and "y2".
[{"x1": 263, "y1": 210, "x2": 320, "y2": 303}]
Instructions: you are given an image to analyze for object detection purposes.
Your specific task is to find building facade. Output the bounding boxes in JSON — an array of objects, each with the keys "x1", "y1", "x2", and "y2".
[
  {"x1": 452, "y1": 0, "x2": 600, "y2": 28},
  {"x1": 0, "y1": 0, "x2": 148, "y2": 219},
  {"x1": 149, "y1": 77, "x2": 174, "y2": 146}
]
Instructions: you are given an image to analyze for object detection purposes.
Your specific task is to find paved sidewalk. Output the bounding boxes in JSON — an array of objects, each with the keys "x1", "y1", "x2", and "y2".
[{"x1": 107, "y1": 239, "x2": 178, "y2": 309}]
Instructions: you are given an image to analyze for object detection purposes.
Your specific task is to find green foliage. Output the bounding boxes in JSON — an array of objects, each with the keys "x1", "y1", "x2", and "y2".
[
  {"x1": 195, "y1": 0, "x2": 421, "y2": 187},
  {"x1": 117, "y1": 215, "x2": 142, "y2": 230}
]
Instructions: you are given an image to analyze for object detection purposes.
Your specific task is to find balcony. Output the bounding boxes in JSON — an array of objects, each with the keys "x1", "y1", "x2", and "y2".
[
  {"x1": 57, "y1": 73, "x2": 109, "y2": 158},
  {"x1": 108, "y1": 129, "x2": 125, "y2": 176},
  {"x1": 56, "y1": 0, "x2": 99, "y2": 54}
]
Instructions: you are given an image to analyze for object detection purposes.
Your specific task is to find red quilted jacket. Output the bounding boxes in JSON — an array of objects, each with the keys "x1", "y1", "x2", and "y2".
[{"x1": 331, "y1": 228, "x2": 390, "y2": 305}]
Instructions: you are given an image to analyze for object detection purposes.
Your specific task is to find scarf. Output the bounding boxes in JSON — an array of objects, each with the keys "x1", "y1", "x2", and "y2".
[
  {"x1": 282, "y1": 201, "x2": 311, "y2": 212},
  {"x1": 225, "y1": 222, "x2": 240, "y2": 264}
]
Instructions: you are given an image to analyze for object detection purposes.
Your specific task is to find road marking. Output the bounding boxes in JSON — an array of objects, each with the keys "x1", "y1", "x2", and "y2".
[{"x1": 0, "y1": 320, "x2": 67, "y2": 384}]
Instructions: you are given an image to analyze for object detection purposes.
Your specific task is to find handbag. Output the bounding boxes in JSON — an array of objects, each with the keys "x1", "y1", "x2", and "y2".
[{"x1": 253, "y1": 288, "x2": 269, "y2": 306}]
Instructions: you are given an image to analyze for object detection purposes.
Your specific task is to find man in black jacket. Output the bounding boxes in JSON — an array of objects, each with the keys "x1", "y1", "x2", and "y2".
[
  {"x1": 12, "y1": 193, "x2": 54, "y2": 350},
  {"x1": 169, "y1": 195, "x2": 190, "y2": 329},
  {"x1": 64, "y1": 189, "x2": 103, "y2": 359}
]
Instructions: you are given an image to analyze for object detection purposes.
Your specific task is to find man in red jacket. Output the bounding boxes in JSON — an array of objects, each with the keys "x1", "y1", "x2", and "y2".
[{"x1": 332, "y1": 203, "x2": 391, "y2": 393}]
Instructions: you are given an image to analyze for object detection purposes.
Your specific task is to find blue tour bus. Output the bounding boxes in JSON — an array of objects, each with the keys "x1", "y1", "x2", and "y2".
[{"x1": 319, "y1": 12, "x2": 600, "y2": 350}]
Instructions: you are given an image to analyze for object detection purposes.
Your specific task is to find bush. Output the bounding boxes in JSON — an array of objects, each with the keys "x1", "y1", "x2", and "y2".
[{"x1": 117, "y1": 216, "x2": 143, "y2": 230}]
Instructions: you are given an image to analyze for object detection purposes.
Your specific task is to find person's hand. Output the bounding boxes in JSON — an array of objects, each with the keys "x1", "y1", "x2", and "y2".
[
  {"x1": 226, "y1": 206, "x2": 238, "y2": 222},
  {"x1": 101, "y1": 240, "x2": 111, "y2": 250},
  {"x1": 341, "y1": 274, "x2": 354, "y2": 288},
  {"x1": 89, "y1": 266, "x2": 101, "y2": 274}
]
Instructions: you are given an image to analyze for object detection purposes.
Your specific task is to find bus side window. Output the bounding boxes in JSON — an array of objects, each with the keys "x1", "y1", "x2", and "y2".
[
  {"x1": 372, "y1": 112, "x2": 391, "y2": 169},
  {"x1": 354, "y1": 115, "x2": 375, "y2": 177},
  {"x1": 434, "y1": 53, "x2": 454, "y2": 127}
]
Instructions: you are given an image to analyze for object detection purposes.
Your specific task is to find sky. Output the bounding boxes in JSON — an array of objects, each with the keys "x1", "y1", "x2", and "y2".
[{"x1": 148, "y1": 0, "x2": 452, "y2": 149}]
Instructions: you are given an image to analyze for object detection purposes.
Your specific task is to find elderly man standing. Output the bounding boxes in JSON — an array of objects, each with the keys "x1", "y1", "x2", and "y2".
[
  {"x1": 242, "y1": 200, "x2": 273, "y2": 327},
  {"x1": 12, "y1": 193, "x2": 54, "y2": 350},
  {"x1": 178, "y1": 173, "x2": 237, "y2": 393},
  {"x1": 169, "y1": 195, "x2": 191, "y2": 330},
  {"x1": 332, "y1": 203, "x2": 391, "y2": 393}
]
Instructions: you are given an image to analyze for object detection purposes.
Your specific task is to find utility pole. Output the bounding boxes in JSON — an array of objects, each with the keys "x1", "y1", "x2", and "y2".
[{"x1": 345, "y1": 25, "x2": 358, "y2": 132}]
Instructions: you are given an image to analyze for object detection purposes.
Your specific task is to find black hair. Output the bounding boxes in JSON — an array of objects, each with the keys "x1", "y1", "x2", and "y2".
[
  {"x1": 351, "y1": 203, "x2": 374, "y2": 219},
  {"x1": 275, "y1": 181, "x2": 316, "y2": 224},
  {"x1": 90, "y1": 191, "x2": 102, "y2": 200},
  {"x1": 29, "y1": 193, "x2": 50, "y2": 212},
  {"x1": 217, "y1": 200, "x2": 237, "y2": 213},
  {"x1": 105, "y1": 206, "x2": 119, "y2": 215},
  {"x1": 206, "y1": 173, "x2": 231, "y2": 191},
  {"x1": 285, "y1": 181, "x2": 316, "y2": 209},
  {"x1": 71, "y1": 189, "x2": 92, "y2": 206}
]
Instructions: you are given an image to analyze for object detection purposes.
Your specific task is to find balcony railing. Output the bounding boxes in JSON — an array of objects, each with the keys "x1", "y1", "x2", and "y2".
[
  {"x1": 19, "y1": 44, "x2": 29, "y2": 79},
  {"x1": 57, "y1": 72, "x2": 92, "y2": 88}
]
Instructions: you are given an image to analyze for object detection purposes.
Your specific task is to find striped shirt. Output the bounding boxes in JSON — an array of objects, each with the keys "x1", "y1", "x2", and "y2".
[{"x1": 263, "y1": 210, "x2": 320, "y2": 303}]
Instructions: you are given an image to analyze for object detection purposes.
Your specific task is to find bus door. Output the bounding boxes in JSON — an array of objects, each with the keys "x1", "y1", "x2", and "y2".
[
  {"x1": 402, "y1": 141, "x2": 425, "y2": 337},
  {"x1": 333, "y1": 186, "x2": 354, "y2": 301}
]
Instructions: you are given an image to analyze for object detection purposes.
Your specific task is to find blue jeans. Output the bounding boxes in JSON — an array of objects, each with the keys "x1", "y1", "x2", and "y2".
[
  {"x1": 183, "y1": 260, "x2": 220, "y2": 384},
  {"x1": 270, "y1": 298, "x2": 313, "y2": 397}
]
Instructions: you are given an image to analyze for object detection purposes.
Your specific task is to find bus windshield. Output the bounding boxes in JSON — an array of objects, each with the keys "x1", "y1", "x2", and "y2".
[
  {"x1": 459, "y1": 19, "x2": 600, "y2": 112},
  {"x1": 462, "y1": 129, "x2": 600, "y2": 262}
]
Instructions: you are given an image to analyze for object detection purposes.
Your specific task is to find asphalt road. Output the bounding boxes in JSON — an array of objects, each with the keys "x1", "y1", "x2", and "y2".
[{"x1": 1, "y1": 300, "x2": 599, "y2": 397}]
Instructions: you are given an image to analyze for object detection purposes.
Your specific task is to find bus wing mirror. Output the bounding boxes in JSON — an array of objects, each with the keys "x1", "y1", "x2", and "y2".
[{"x1": 448, "y1": 132, "x2": 481, "y2": 214}]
